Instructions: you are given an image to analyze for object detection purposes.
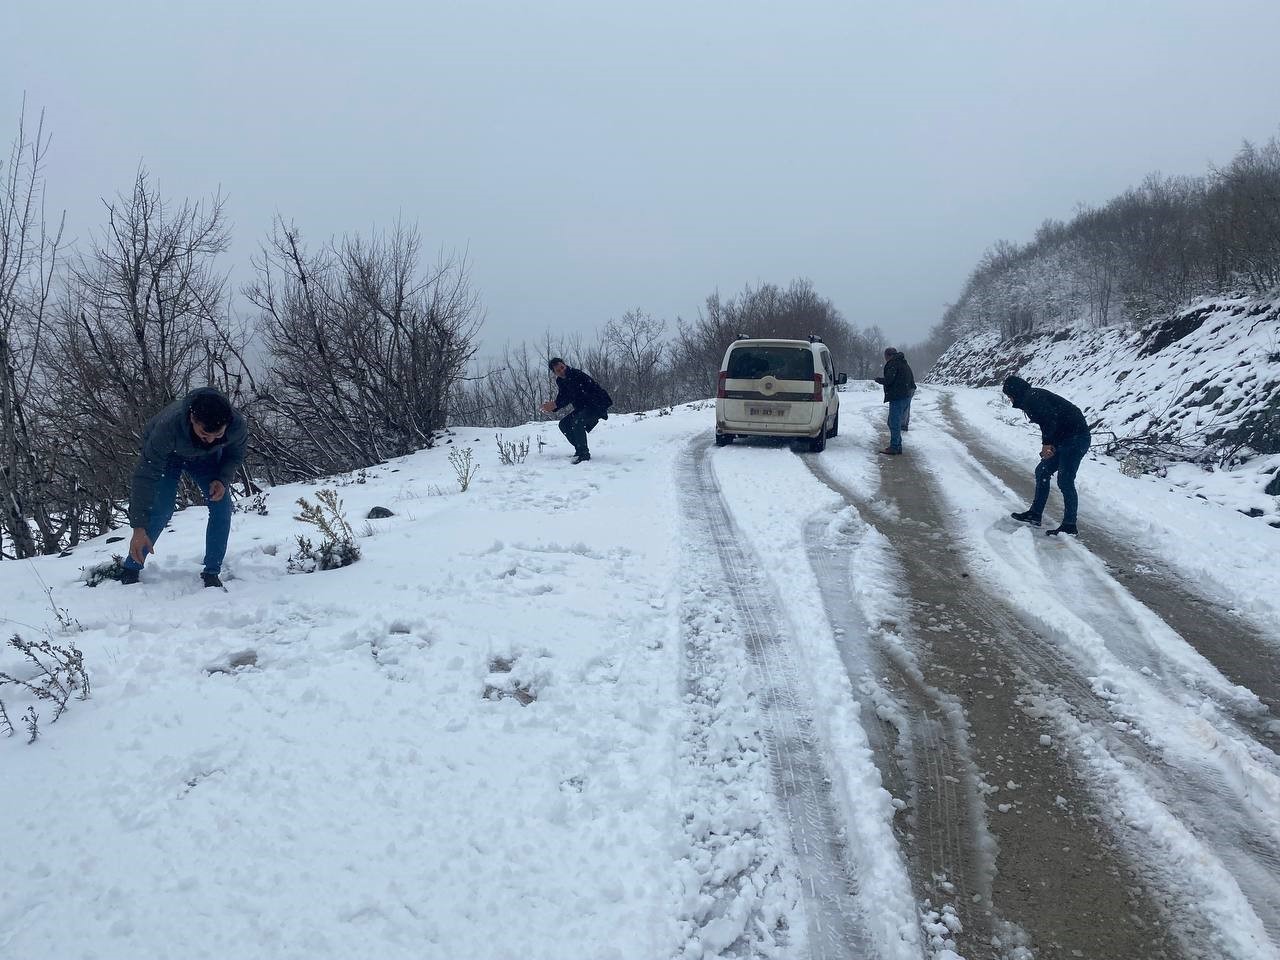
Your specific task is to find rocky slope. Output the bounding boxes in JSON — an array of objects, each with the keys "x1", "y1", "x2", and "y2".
[{"x1": 927, "y1": 293, "x2": 1280, "y2": 524}]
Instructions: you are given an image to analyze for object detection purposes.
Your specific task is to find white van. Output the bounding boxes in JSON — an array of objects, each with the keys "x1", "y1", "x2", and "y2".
[{"x1": 715, "y1": 337, "x2": 847, "y2": 451}]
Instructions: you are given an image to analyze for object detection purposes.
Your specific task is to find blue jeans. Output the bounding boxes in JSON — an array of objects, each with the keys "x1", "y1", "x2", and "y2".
[
  {"x1": 887, "y1": 398, "x2": 910, "y2": 451},
  {"x1": 1030, "y1": 432, "x2": 1091, "y2": 525},
  {"x1": 124, "y1": 459, "x2": 232, "y2": 574}
]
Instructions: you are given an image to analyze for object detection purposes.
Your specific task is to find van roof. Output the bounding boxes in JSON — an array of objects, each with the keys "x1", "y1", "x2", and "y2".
[{"x1": 729, "y1": 338, "x2": 824, "y2": 348}]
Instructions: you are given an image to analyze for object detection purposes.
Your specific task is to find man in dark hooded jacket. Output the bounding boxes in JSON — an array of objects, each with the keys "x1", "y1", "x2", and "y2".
[
  {"x1": 1002, "y1": 375, "x2": 1091, "y2": 536},
  {"x1": 540, "y1": 358, "x2": 612, "y2": 463},
  {"x1": 123, "y1": 387, "x2": 249, "y2": 586},
  {"x1": 874, "y1": 347, "x2": 915, "y2": 455}
]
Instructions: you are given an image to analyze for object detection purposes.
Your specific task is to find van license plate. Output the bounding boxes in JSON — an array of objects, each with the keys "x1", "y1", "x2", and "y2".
[{"x1": 748, "y1": 404, "x2": 789, "y2": 417}]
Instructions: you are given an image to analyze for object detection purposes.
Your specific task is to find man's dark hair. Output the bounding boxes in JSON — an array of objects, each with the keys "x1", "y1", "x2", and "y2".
[
  {"x1": 884, "y1": 347, "x2": 896, "y2": 358},
  {"x1": 190, "y1": 391, "x2": 233, "y2": 430},
  {"x1": 548, "y1": 357, "x2": 566, "y2": 371}
]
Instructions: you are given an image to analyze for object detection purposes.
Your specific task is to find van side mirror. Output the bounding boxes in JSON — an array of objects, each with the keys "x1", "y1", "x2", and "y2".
[{"x1": 836, "y1": 372, "x2": 848, "y2": 385}]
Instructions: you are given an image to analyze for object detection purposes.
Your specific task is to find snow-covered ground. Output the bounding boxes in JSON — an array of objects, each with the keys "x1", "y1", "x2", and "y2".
[
  {"x1": 943, "y1": 387, "x2": 1280, "y2": 627},
  {"x1": 931, "y1": 293, "x2": 1280, "y2": 525},
  {"x1": 3, "y1": 385, "x2": 1278, "y2": 959}
]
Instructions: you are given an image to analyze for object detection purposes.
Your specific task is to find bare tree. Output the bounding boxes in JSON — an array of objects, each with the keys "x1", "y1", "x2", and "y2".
[
  {"x1": 37, "y1": 168, "x2": 232, "y2": 542},
  {"x1": 1210, "y1": 138, "x2": 1280, "y2": 292},
  {"x1": 0, "y1": 103, "x2": 64, "y2": 558},
  {"x1": 599, "y1": 309, "x2": 669, "y2": 410},
  {"x1": 922, "y1": 132, "x2": 1280, "y2": 363},
  {"x1": 671, "y1": 290, "x2": 740, "y2": 400},
  {"x1": 452, "y1": 332, "x2": 591, "y2": 428},
  {"x1": 248, "y1": 219, "x2": 482, "y2": 473}
]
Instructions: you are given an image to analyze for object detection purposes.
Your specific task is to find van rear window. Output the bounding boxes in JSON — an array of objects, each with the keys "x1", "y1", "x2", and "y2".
[{"x1": 726, "y1": 347, "x2": 815, "y2": 381}]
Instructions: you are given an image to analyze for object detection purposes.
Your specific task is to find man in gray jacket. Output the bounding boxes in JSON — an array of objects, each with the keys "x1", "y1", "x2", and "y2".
[{"x1": 123, "y1": 388, "x2": 248, "y2": 587}]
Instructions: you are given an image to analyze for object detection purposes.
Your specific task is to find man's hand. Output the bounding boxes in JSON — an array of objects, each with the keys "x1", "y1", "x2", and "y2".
[
  {"x1": 209, "y1": 480, "x2": 226, "y2": 502},
  {"x1": 129, "y1": 527, "x2": 154, "y2": 565},
  {"x1": 1040, "y1": 444, "x2": 1055, "y2": 460},
  {"x1": 540, "y1": 401, "x2": 556, "y2": 414}
]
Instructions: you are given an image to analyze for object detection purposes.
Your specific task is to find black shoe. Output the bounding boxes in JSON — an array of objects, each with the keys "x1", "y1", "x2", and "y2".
[
  {"x1": 879, "y1": 447, "x2": 902, "y2": 455},
  {"x1": 571, "y1": 452, "x2": 591, "y2": 464},
  {"x1": 120, "y1": 568, "x2": 140, "y2": 585},
  {"x1": 201, "y1": 571, "x2": 224, "y2": 589},
  {"x1": 1046, "y1": 523, "x2": 1078, "y2": 537},
  {"x1": 1011, "y1": 510, "x2": 1042, "y2": 526}
]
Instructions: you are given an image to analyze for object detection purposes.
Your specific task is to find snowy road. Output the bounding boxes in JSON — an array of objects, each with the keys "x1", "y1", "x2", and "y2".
[
  {"x1": 675, "y1": 437, "x2": 878, "y2": 959},
  {"x1": 704, "y1": 386, "x2": 1280, "y2": 959}
]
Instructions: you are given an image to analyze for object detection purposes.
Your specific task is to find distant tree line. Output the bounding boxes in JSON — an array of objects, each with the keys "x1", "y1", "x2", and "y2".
[
  {"x1": 451, "y1": 279, "x2": 890, "y2": 428},
  {"x1": 1, "y1": 105, "x2": 891, "y2": 559},
  {"x1": 915, "y1": 134, "x2": 1280, "y2": 369}
]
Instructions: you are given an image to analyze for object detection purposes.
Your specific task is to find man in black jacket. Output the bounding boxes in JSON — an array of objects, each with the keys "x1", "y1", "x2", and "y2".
[
  {"x1": 1002, "y1": 375, "x2": 1091, "y2": 536},
  {"x1": 123, "y1": 387, "x2": 249, "y2": 586},
  {"x1": 540, "y1": 358, "x2": 612, "y2": 464},
  {"x1": 874, "y1": 348, "x2": 916, "y2": 455}
]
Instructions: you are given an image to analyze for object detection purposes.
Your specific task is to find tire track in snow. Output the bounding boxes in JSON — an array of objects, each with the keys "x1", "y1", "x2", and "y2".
[
  {"x1": 676, "y1": 437, "x2": 877, "y2": 960},
  {"x1": 933, "y1": 394, "x2": 1280, "y2": 951},
  {"x1": 804, "y1": 452, "x2": 1191, "y2": 960},
  {"x1": 801, "y1": 507, "x2": 993, "y2": 957},
  {"x1": 938, "y1": 392, "x2": 1280, "y2": 734}
]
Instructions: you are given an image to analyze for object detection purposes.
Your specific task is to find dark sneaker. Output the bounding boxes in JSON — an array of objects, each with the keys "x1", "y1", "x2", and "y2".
[
  {"x1": 1011, "y1": 510, "x2": 1042, "y2": 526},
  {"x1": 201, "y1": 571, "x2": 224, "y2": 589},
  {"x1": 1046, "y1": 523, "x2": 1078, "y2": 537},
  {"x1": 571, "y1": 452, "x2": 591, "y2": 464},
  {"x1": 120, "y1": 568, "x2": 140, "y2": 585},
  {"x1": 879, "y1": 447, "x2": 902, "y2": 455}
]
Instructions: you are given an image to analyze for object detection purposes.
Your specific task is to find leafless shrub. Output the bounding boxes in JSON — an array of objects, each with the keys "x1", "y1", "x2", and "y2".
[
  {"x1": 288, "y1": 489, "x2": 360, "y2": 572},
  {"x1": 0, "y1": 102, "x2": 66, "y2": 560},
  {"x1": 495, "y1": 433, "x2": 529, "y2": 465},
  {"x1": 235, "y1": 492, "x2": 269, "y2": 516},
  {"x1": 0, "y1": 632, "x2": 91, "y2": 740},
  {"x1": 450, "y1": 334, "x2": 581, "y2": 430},
  {"x1": 30, "y1": 563, "x2": 80, "y2": 633},
  {"x1": 449, "y1": 447, "x2": 478, "y2": 491},
  {"x1": 44, "y1": 168, "x2": 234, "y2": 526},
  {"x1": 247, "y1": 219, "x2": 480, "y2": 477},
  {"x1": 1097, "y1": 408, "x2": 1250, "y2": 473}
]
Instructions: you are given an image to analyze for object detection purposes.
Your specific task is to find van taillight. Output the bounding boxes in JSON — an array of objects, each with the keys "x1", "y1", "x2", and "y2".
[
  {"x1": 812, "y1": 373, "x2": 823, "y2": 401},
  {"x1": 717, "y1": 371, "x2": 728, "y2": 399}
]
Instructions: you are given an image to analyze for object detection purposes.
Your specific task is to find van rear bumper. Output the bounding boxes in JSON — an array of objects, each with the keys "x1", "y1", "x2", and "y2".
[{"x1": 717, "y1": 419, "x2": 823, "y2": 439}]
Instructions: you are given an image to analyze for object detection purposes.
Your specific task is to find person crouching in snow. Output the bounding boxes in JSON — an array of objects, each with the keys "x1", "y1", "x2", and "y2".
[
  {"x1": 1002, "y1": 375, "x2": 1091, "y2": 536},
  {"x1": 539, "y1": 357, "x2": 612, "y2": 464},
  {"x1": 124, "y1": 387, "x2": 249, "y2": 587}
]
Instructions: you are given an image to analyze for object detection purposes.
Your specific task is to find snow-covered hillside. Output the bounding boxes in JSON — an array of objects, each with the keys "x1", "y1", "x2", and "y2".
[{"x1": 930, "y1": 294, "x2": 1280, "y2": 524}]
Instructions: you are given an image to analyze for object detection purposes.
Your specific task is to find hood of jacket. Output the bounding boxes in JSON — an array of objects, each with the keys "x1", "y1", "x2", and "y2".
[{"x1": 1002, "y1": 375, "x2": 1031, "y2": 408}]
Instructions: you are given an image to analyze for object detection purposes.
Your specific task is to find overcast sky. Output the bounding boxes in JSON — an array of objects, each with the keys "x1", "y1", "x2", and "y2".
[{"x1": 6, "y1": 0, "x2": 1280, "y2": 355}]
